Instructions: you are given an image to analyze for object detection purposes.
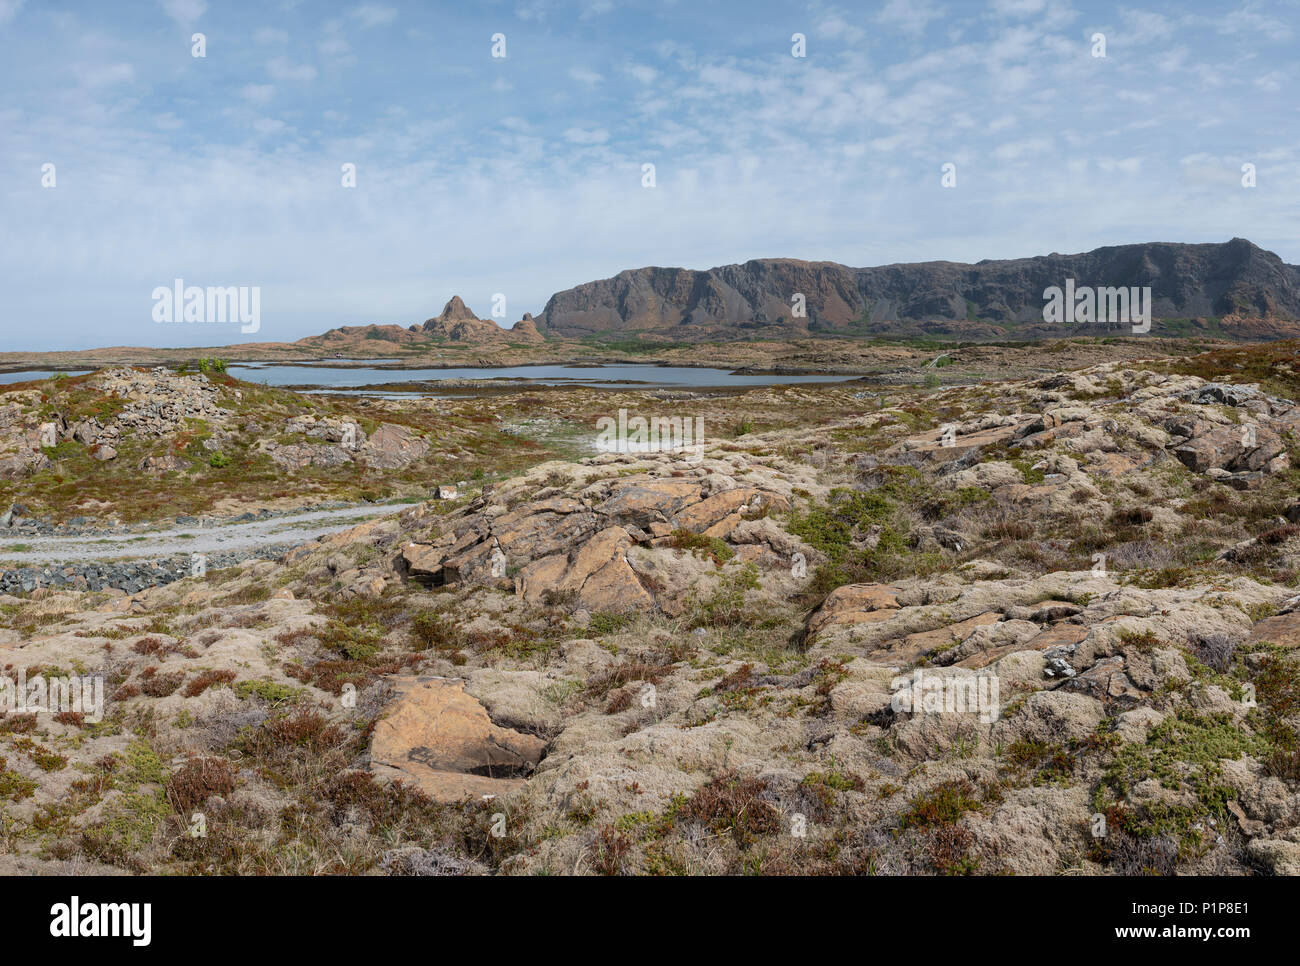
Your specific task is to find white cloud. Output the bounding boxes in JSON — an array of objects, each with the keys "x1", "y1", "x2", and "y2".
[
  {"x1": 877, "y1": 0, "x2": 944, "y2": 36},
  {"x1": 813, "y1": 10, "x2": 866, "y2": 45},
  {"x1": 1154, "y1": 46, "x2": 1188, "y2": 73},
  {"x1": 563, "y1": 126, "x2": 609, "y2": 144},
  {"x1": 1097, "y1": 157, "x2": 1143, "y2": 174},
  {"x1": 514, "y1": 1, "x2": 550, "y2": 22},
  {"x1": 1037, "y1": 0, "x2": 1079, "y2": 30},
  {"x1": 319, "y1": 19, "x2": 354, "y2": 61},
  {"x1": 319, "y1": 36, "x2": 351, "y2": 57},
  {"x1": 988, "y1": 0, "x2": 1076, "y2": 30},
  {"x1": 992, "y1": 137, "x2": 1053, "y2": 160},
  {"x1": 1119, "y1": 8, "x2": 1176, "y2": 41},
  {"x1": 349, "y1": 4, "x2": 397, "y2": 28},
  {"x1": 1255, "y1": 71, "x2": 1285, "y2": 92},
  {"x1": 253, "y1": 27, "x2": 289, "y2": 45},
  {"x1": 1206, "y1": 5, "x2": 1294, "y2": 42},
  {"x1": 78, "y1": 63, "x2": 135, "y2": 87},
  {"x1": 624, "y1": 63, "x2": 657, "y2": 84},
  {"x1": 267, "y1": 57, "x2": 317, "y2": 81},
  {"x1": 159, "y1": 0, "x2": 206, "y2": 27},
  {"x1": 240, "y1": 83, "x2": 275, "y2": 105},
  {"x1": 989, "y1": 0, "x2": 1046, "y2": 17},
  {"x1": 1115, "y1": 87, "x2": 1158, "y2": 104},
  {"x1": 569, "y1": 66, "x2": 603, "y2": 85},
  {"x1": 694, "y1": 63, "x2": 769, "y2": 96}
]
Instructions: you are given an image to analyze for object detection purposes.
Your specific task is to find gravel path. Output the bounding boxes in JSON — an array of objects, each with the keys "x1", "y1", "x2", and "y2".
[{"x1": 0, "y1": 502, "x2": 411, "y2": 564}]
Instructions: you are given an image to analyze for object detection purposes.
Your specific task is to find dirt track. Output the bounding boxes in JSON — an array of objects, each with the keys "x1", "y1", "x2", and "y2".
[{"x1": 0, "y1": 502, "x2": 409, "y2": 564}]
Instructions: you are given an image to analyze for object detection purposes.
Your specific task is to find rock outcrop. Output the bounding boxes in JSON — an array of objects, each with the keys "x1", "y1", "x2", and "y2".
[
  {"x1": 262, "y1": 415, "x2": 430, "y2": 470},
  {"x1": 295, "y1": 297, "x2": 544, "y2": 349},
  {"x1": 370, "y1": 677, "x2": 546, "y2": 802},
  {"x1": 416, "y1": 297, "x2": 542, "y2": 343},
  {"x1": 0, "y1": 367, "x2": 231, "y2": 478},
  {"x1": 400, "y1": 459, "x2": 801, "y2": 614}
]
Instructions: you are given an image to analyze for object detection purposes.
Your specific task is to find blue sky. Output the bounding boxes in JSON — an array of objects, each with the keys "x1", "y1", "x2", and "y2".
[{"x1": 0, "y1": 0, "x2": 1296, "y2": 350}]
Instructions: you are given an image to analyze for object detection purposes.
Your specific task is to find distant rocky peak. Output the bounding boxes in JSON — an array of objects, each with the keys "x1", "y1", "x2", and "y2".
[{"x1": 435, "y1": 296, "x2": 478, "y2": 322}]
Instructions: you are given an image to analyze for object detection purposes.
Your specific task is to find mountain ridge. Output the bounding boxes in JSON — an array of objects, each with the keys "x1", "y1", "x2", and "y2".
[{"x1": 530, "y1": 238, "x2": 1300, "y2": 342}]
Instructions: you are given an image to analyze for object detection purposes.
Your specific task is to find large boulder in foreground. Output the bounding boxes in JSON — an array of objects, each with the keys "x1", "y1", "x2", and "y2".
[
  {"x1": 1248, "y1": 612, "x2": 1300, "y2": 649},
  {"x1": 370, "y1": 677, "x2": 546, "y2": 802}
]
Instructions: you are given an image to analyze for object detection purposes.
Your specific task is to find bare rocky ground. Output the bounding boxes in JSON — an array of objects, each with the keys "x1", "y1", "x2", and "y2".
[{"x1": 1, "y1": 342, "x2": 1299, "y2": 876}]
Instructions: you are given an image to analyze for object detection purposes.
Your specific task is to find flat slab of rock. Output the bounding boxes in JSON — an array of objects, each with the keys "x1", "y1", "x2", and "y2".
[
  {"x1": 674, "y1": 488, "x2": 758, "y2": 535},
  {"x1": 1248, "y1": 613, "x2": 1300, "y2": 649},
  {"x1": 492, "y1": 498, "x2": 599, "y2": 559},
  {"x1": 806, "y1": 583, "x2": 902, "y2": 637},
  {"x1": 1022, "y1": 622, "x2": 1089, "y2": 650},
  {"x1": 892, "y1": 423, "x2": 1021, "y2": 466},
  {"x1": 595, "y1": 479, "x2": 706, "y2": 528},
  {"x1": 958, "y1": 622, "x2": 1087, "y2": 669},
  {"x1": 518, "y1": 525, "x2": 653, "y2": 613},
  {"x1": 358, "y1": 423, "x2": 430, "y2": 469},
  {"x1": 874, "y1": 611, "x2": 1001, "y2": 665},
  {"x1": 370, "y1": 677, "x2": 546, "y2": 803}
]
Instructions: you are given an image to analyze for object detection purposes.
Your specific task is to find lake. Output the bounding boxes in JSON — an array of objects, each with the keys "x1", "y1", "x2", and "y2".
[
  {"x1": 0, "y1": 363, "x2": 857, "y2": 396},
  {"x1": 226, "y1": 363, "x2": 855, "y2": 395},
  {"x1": 0, "y1": 369, "x2": 92, "y2": 385}
]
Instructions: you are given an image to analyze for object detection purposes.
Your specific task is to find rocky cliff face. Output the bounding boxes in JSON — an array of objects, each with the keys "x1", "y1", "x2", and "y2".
[{"x1": 532, "y1": 239, "x2": 1300, "y2": 341}]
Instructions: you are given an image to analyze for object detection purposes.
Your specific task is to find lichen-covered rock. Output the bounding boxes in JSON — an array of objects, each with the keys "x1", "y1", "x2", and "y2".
[
  {"x1": 358, "y1": 423, "x2": 430, "y2": 469},
  {"x1": 370, "y1": 677, "x2": 546, "y2": 802}
]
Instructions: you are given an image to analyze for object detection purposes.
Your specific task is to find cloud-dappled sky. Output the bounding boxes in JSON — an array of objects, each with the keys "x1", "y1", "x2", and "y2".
[{"x1": 0, "y1": 0, "x2": 1296, "y2": 349}]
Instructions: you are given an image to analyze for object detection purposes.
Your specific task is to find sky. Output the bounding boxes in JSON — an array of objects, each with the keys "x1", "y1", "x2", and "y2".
[{"x1": 0, "y1": 0, "x2": 1296, "y2": 350}]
